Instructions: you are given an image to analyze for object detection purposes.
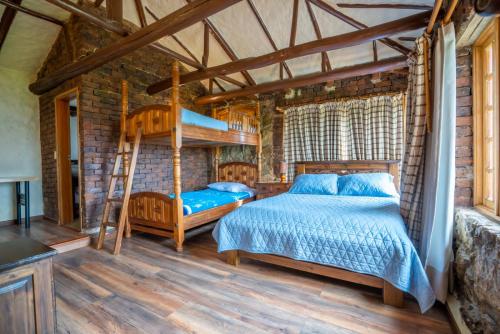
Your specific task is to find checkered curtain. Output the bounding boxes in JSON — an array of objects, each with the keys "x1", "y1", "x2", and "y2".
[
  {"x1": 283, "y1": 94, "x2": 403, "y2": 179},
  {"x1": 399, "y1": 36, "x2": 429, "y2": 246}
]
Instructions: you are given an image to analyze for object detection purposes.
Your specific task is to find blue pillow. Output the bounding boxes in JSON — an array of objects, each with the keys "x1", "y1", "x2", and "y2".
[
  {"x1": 207, "y1": 182, "x2": 255, "y2": 195},
  {"x1": 337, "y1": 173, "x2": 398, "y2": 197},
  {"x1": 289, "y1": 174, "x2": 338, "y2": 195}
]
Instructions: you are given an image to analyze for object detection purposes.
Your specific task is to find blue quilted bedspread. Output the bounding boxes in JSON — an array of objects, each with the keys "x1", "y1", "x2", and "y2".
[
  {"x1": 213, "y1": 193, "x2": 435, "y2": 312},
  {"x1": 169, "y1": 189, "x2": 253, "y2": 215}
]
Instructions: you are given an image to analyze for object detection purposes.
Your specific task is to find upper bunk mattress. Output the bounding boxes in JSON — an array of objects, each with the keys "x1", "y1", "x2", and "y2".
[
  {"x1": 213, "y1": 193, "x2": 435, "y2": 313},
  {"x1": 181, "y1": 108, "x2": 228, "y2": 131},
  {"x1": 169, "y1": 189, "x2": 253, "y2": 215}
]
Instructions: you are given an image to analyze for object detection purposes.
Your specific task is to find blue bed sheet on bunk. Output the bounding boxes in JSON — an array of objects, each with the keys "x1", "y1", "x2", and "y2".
[
  {"x1": 169, "y1": 189, "x2": 252, "y2": 216},
  {"x1": 181, "y1": 108, "x2": 228, "y2": 131},
  {"x1": 213, "y1": 193, "x2": 436, "y2": 313}
]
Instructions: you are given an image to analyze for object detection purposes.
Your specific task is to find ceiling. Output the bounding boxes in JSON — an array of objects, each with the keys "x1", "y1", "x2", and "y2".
[{"x1": 0, "y1": 0, "x2": 433, "y2": 91}]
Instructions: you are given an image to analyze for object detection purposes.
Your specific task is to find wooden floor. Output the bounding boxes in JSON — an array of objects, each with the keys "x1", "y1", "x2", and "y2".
[
  {"x1": 54, "y1": 232, "x2": 453, "y2": 334},
  {"x1": 0, "y1": 219, "x2": 90, "y2": 252}
]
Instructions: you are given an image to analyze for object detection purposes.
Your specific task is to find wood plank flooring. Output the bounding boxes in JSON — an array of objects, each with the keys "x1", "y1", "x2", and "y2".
[{"x1": 53, "y1": 233, "x2": 453, "y2": 334}]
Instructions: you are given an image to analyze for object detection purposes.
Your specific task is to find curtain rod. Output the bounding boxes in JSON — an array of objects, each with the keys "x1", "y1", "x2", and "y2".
[{"x1": 275, "y1": 91, "x2": 405, "y2": 112}]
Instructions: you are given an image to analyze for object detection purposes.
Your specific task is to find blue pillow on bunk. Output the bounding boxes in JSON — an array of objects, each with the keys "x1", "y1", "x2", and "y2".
[
  {"x1": 337, "y1": 173, "x2": 398, "y2": 197},
  {"x1": 208, "y1": 182, "x2": 255, "y2": 196},
  {"x1": 289, "y1": 174, "x2": 338, "y2": 195}
]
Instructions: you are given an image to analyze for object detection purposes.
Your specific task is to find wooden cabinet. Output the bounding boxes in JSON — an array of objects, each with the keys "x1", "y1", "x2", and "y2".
[
  {"x1": 0, "y1": 238, "x2": 57, "y2": 333},
  {"x1": 256, "y1": 182, "x2": 291, "y2": 200}
]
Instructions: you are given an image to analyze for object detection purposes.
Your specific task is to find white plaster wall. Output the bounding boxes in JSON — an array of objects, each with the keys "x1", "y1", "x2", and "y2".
[{"x1": 0, "y1": 66, "x2": 43, "y2": 221}]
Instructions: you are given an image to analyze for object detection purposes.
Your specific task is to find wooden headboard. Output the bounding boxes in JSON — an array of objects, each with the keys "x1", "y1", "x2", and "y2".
[
  {"x1": 218, "y1": 162, "x2": 258, "y2": 188},
  {"x1": 295, "y1": 160, "x2": 400, "y2": 192}
]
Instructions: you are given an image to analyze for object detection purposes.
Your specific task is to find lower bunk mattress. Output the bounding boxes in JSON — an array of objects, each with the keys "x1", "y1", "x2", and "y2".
[
  {"x1": 213, "y1": 193, "x2": 436, "y2": 313},
  {"x1": 170, "y1": 189, "x2": 253, "y2": 215}
]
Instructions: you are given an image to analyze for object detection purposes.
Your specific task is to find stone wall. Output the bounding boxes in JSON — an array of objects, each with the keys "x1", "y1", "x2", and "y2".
[
  {"x1": 38, "y1": 6, "x2": 209, "y2": 230},
  {"x1": 454, "y1": 208, "x2": 500, "y2": 334}
]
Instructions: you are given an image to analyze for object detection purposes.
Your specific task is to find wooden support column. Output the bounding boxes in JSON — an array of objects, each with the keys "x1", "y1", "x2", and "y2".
[
  {"x1": 106, "y1": 0, "x2": 123, "y2": 23},
  {"x1": 256, "y1": 101, "x2": 262, "y2": 182},
  {"x1": 121, "y1": 80, "x2": 132, "y2": 238},
  {"x1": 171, "y1": 61, "x2": 184, "y2": 252},
  {"x1": 211, "y1": 106, "x2": 221, "y2": 182}
]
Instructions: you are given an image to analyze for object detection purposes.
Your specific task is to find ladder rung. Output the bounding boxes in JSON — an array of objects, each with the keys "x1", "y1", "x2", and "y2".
[
  {"x1": 107, "y1": 198, "x2": 124, "y2": 203},
  {"x1": 117, "y1": 151, "x2": 131, "y2": 155},
  {"x1": 104, "y1": 221, "x2": 118, "y2": 228},
  {"x1": 111, "y1": 174, "x2": 128, "y2": 178}
]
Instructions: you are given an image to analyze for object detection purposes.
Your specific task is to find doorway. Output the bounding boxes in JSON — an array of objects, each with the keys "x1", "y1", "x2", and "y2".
[{"x1": 55, "y1": 88, "x2": 82, "y2": 231}]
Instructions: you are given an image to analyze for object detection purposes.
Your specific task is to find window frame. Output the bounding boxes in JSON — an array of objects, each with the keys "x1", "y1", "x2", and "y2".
[{"x1": 473, "y1": 18, "x2": 500, "y2": 216}]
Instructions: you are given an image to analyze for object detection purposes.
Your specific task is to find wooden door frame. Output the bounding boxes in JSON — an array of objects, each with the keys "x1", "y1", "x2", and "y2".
[{"x1": 54, "y1": 87, "x2": 82, "y2": 230}]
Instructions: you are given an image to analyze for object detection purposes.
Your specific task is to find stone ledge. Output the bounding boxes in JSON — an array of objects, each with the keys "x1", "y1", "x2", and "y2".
[{"x1": 454, "y1": 207, "x2": 500, "y2": 334}]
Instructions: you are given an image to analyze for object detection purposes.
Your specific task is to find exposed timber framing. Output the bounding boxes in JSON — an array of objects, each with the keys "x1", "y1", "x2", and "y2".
[
  {"x1": 46, "y1": 0, "x2": 127, "y2": 36},
  {"x1": 426, "y1": 0, "x2": 443, "y2": 34},
  {"x1": 148, "y1": 11, "x2": 429, "y2": 94},
  {"x1": 0, "y1": 0, "x2": 21, "y2": 51},
  {"x1": 305, "y1": 0, "x2": 332, "y2": 72},
  {"x1": 29, "y1": 0, "x2": 242, "y2": 95},
  {"x1": 202, "y1": 22, "x2": 209, "y2": 66},
  {"x1": 94, "y1": 0, "x2": 104, "y2": 7},
  {"x1": 144, "y1": 5, "x2": 244, "y2": 89},
  {"x1": 106, "y1": 0, "x2": 123, "y2": 23},
  {"x1": 194, "y1": 56, "x2": 408, "y2": 105},
  {"x1": 246, "y1": 0, "x2": 292, "y2": 78},
  {"x1": 308, "y1": 0, "x2": 410, "y2": 55},
  {"x1": 134, "y1": 0, "x2": 147, "y2": 27},
  {"x1": 337, "y1": 3, "x2": 433, "y2": 10},
  {"x1": 184, "y1": 0, "x2": 255, "y2": 86},
  {"x1": 289, "y1": 0, "x2": 299, "y2": 47},
  {"x1": 0, "y1": 0, "x2": 63, "y2": 26}
]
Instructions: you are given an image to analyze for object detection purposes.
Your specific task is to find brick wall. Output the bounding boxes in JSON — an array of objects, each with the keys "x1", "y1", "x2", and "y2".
[
  {"x1": 455, "y1": 47, "x2": 474, "y2": 207},
  {"x1": 38, "y1": 9, "x2": 209, "y2": 230}
]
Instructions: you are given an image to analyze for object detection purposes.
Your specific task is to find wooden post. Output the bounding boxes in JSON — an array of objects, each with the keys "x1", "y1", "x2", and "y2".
[
  {"x1": 256, "y1": 101, "x2": 262, "y2": 182},
  {"x1": 121, "y1": 80, "x2": 132, "y2": 238},
  {"x1": 226, "y1": 250, "x2": 240, "y2": 266},
  {"x1": 171, "y1": 61, "x2": 184, "y2": 252},
  {"x1": 211, "y1": 105, "x2": 221, "y2": 182}
]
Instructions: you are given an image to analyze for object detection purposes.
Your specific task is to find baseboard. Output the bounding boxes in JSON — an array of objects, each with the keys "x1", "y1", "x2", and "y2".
[
  {"x1": 0, "y1": 215, "x2": 44, "y2": 227},
  {"x1": 447, "y1": 294, "x2": 471, "y2": 334}
]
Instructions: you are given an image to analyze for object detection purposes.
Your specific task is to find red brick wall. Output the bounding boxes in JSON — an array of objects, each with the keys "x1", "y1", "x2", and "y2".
[
  {"x1": 38, "y1": 13, "x2": 210, "y2": 229},
  {"x1": 455, "y1": 47, "x2": 474, "y2": 207}
]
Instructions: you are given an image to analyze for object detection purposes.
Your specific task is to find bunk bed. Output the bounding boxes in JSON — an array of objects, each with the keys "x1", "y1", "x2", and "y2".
[{"x1": 97, "y1": 61, "x2": 261, "y2": 254}]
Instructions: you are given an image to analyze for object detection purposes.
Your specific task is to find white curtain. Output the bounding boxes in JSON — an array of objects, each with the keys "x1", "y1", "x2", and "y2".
[{"x1": 421, "y1": 23, "x2": 456, "y2": 302}]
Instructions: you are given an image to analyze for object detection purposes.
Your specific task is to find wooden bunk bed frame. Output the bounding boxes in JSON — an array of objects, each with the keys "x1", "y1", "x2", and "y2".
[
  {"x1": 224, "y1": 160, "x2": 405, "y2": 307},
  {"x1": 97, "y1": 61, "x2": 261, "y2": 254}
]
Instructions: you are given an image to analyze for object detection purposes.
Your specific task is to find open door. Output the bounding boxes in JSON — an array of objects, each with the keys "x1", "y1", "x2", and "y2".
[{"x1": 55, "y1": 88, "x2": 81, "y2": 230}]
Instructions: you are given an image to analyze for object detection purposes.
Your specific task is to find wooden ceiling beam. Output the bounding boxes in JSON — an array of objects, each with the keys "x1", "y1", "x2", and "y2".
[
  {"x1": 337, "y1": 3, "x2": 433, "y2": 10},
  {"x1": 308, "y1": 0, "x2": 410, "y2": 55},
  {"x1": 0, "y1": 0, "x2": 21, "y2": 51},
  {"x1": 147, "y1": 10, "x2": 429, "y2": 94},
  {"x1": 145, "y1": 6, "x2": 245, "y2": 89},
  {"x1": 134, "y1": 0, "x2": 147, "y2": 27},
  {"x1": 289, "y1": 0, "x2": 299, "y2": 47},
  {"x1": 94, "y1": 0, "x2": 104, "y2": 7},
  {"x1": 106, "y1": 0, "x2": 122, "y2": 23},
  {"x1": 0, "y1": 0, "x2": 63, "y2": 26},
  {"x1": 246, "y1": 0, "x2": 292, "y2": 78},
  {"x1": 202, "y1": 22, "x2": 209, "y2": 66},
  {"x1": 30, "y1": 0, "x2": 242, "y2": 95},
  {"x1": 305, "y1": 0, "x2": 332, "y2": 72},
  {"x1": 398, "y1": 36, "x2": 417, "y2": 42},
  {"x1": 45, "y1": 0, "x2": 128, "y2": 36},
  {"x1": 195, "y1": 56, "x2": 408, "y2": 105}
]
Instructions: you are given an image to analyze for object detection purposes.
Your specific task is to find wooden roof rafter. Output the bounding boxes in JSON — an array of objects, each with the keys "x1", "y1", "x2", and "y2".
[
  {"x1": 147, "y1": 10, "x2": 430, "y2": 94},
  {"x1": 30, "y1": 0, "x2": 243, "y2": 95},
  {"x1": 0, "y1": 0, "x2": 63, "y2": 26},
  {"x1": 336, "y1": 3, "x2": 433, "y2": 10},
  {"x1": 246, "y1": 0, "x2": 293, "y2": 79},
  {"x1": 144, "y1": 5, "x2": 237, "y2": 91},
  {"x1": 308, "y1": 0, "x2": 410, "y2": 55},
  {"x1": 0, "y1": 0, "x2": 21, "y2": 51},
  {"x1": 305, "y1": 0, "x2": 332, "y2": 72}
]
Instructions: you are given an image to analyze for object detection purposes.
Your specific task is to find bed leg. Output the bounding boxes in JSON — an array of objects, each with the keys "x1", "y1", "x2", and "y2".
[
  {"x1": 383, "y1": 281, "x2": 404, "y2": 307},
  {"x1": 175, "y1": 238, "x2": 184, "y2": 252},
  {"x1": 226, "y1": 250, "x2": 240, "y2": 266}
]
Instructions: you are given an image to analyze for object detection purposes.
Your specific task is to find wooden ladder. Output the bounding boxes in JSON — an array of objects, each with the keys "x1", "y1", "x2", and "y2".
[{"x1": 96, "y1": 128, "x2": 142, "y2": 255}]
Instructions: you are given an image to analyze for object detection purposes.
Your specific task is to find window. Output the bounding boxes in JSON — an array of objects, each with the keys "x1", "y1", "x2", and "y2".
[{"x1": 473, "y1": 18, "x2": 500, "y2": 215}]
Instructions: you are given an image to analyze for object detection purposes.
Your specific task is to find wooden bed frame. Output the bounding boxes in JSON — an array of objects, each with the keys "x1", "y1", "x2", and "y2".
[
  {"x1": 97, "y1": 61, "x2": 262, "y2": 254},
  {"x1": 225, "y1": 160, "x2": 405, "y2": 308}
]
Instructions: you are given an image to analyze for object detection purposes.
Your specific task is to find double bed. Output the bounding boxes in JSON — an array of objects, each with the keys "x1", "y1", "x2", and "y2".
[{"x1": 213, "y1": 161, "x2": 435, "y2": 312}]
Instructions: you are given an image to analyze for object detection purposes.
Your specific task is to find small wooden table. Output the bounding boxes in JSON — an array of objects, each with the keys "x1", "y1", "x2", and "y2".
[
  {"x1": 255, "y1": 182, "x2": 291, "y2": 200},
  {"x1": 0, "y1": 238, "x2": 57, "y2": 333},
  {"x1": 0, "y1": 176, "x2": 37, "y2": 228}
]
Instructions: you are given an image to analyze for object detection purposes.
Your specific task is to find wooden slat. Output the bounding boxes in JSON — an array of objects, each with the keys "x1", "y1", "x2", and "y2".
[
  {"x1": 147, "y1": 11, "x2": 429, "y2": 94},
  {"x1": 29, "y1": 0, "x2": 242, "y2": 95}
]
